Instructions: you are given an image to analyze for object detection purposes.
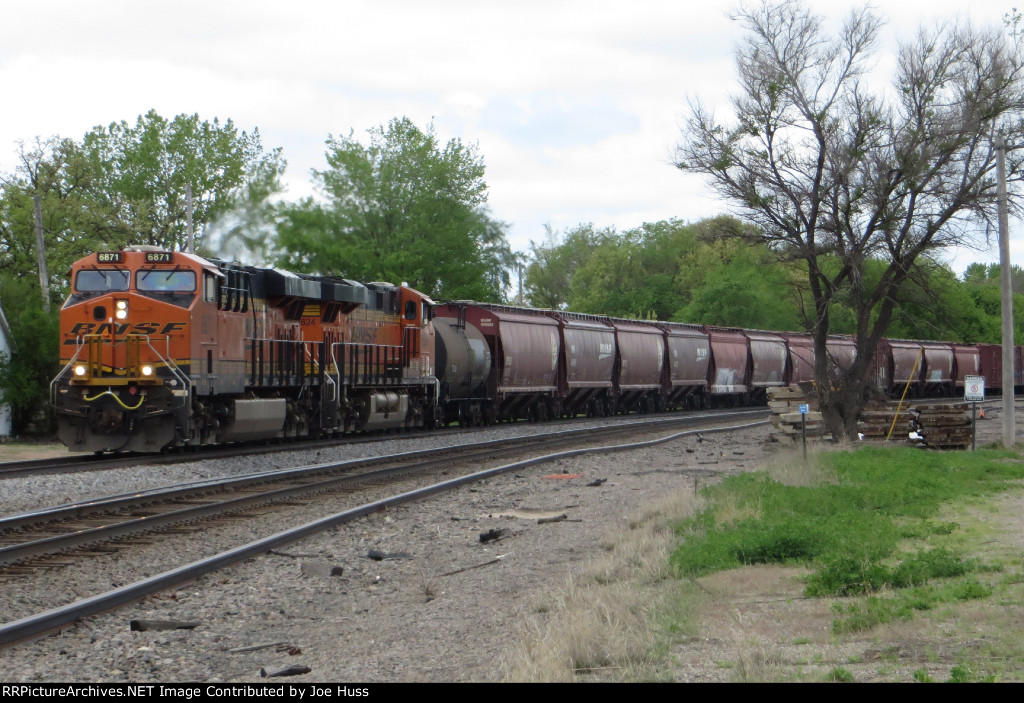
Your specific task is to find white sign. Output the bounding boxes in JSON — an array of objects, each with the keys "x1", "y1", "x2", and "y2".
[
  {"x1": 965, "y1": 375, "x2": 985, "y2": 402},
  {"x1": 798, "y1": 404, "x2": 809, "y2": 414}
]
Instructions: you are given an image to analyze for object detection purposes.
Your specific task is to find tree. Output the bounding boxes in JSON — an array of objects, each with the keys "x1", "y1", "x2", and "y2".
[
  {"x1": 569, "y1": 220, "x2": 699, "y2": 319},
  {"x1": 675, "y1": 0, "x2": 1024, "y2": 439},
  {"x1": 675, "y1": 237, "x2": 803, "y2": 329},
  {"x1": 0, "y1": 275, "x2": 59, "y2": 435},
  {"x1": 81, "y1": 109, "x2": 285, "y2": 253},
  {"x1": 524, "y1": 224, "x2": 615, "y2": 309},
  {"x1": 276, "y1": 117, "x2": 513, "y2": 301},
  {"x1": 0, "y1": 137, "x2": 115, "y2": 301}
]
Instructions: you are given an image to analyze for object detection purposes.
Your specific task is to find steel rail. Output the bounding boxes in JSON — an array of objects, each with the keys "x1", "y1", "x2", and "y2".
[
  {"x1": 0, "y1": 417, "x2": 767, "y2": 647},
  {"x1": 0, "y1": 410, "x2": 767, "y2": 566},
  {"x1": 0, "y1": 407, "x2": 768, "y2": 480},
  {"x1": 1, "y1": 408, "x2": 765, "y2": 529}
]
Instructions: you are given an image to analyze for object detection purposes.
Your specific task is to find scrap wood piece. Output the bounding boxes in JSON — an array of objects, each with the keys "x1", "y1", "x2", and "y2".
[
  {"x1": 269, "y1": 550, "x2": 325, "y2": 559},
  {"x1": 478, "y1": 527, "x2": 509, "y2": 543},
  {"x1": 130, "y1": 619, "x2": 200, "y2": 632},
  {"x1": 366, "y1": 549, "x2": 413, "y2": 561},
  {"x1": 439, "y1": 553, "x2": 508, "y2": 577},
  {"x1": 537, "y1": 514, "x2": 568, "y2": 524},
  {"x1": 230, "y1": 641, "x2": 290, "y2": 654},
  {"x1": 259, "y1": 665, "x2": 311, "y2": 678},
  {"x1": 490, "y1": 507, "x2": 573, "y2": 520}
]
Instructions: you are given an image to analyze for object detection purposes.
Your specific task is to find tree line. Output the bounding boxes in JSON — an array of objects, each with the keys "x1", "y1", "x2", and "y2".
[{"x1": 522, "y1": 216, "x2": 1024, "y2": 345}]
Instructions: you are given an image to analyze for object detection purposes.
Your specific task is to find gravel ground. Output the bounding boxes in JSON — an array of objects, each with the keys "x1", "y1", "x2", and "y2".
[
  {"x1": 0, "y1": 405, "x2": 1019, "y2": 683},
  {"x1": 0, "y1": 415, "x2": 760, "y2": 681}
]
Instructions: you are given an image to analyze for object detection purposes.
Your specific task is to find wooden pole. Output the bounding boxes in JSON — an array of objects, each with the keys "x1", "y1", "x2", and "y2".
[
  {"x1": 186, "y1": 183, "x2": 194, "y2": 254},
  {"x1": 32, "y1": 195, "x2": 50, "y2": 313},
  {"x1": 997, "y1": 133, "x2": 1015, "y2": 448}
]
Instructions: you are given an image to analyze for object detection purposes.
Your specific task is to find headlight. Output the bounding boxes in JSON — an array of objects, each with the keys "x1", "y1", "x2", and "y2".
[
  {"x1": 115, "y1": 300, "x2": 128, "y2": 320},
  {"x1": 73, "y1": 364, "x2": 87, "y2": 377},
  {"x1": 141, "y1": 365, "x2": 154, "y2": 377}
]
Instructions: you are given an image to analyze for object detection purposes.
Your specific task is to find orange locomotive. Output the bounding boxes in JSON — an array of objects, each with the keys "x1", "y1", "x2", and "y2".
[{"x1": 51, "y1": 246, "x2": 438, "y2": 453}]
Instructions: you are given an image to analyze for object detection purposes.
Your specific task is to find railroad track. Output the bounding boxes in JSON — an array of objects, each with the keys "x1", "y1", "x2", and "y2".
[
  {"x1": 2, "y1": 396, "x2": 1005, "y2": 481},
  {"x1": 0, "y1": 410, "x2": 767, "y2": 647},
  {"x1": 0, "y1": 407, "x2": 753, "y2": 479}
]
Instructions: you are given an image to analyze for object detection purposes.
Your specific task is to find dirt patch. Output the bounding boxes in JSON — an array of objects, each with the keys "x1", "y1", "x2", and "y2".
[{"x1": 0, "y1": 442, "x2": 77, "y2": 461}]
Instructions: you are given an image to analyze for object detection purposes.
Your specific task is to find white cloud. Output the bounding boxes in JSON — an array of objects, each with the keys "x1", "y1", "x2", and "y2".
[{"x1": 0, "y1": 0, "x2": 1018, "y2": 275}]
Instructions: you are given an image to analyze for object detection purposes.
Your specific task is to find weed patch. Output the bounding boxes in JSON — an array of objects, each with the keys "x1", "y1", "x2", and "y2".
[{"x1": 671, "y1": 446, "x2": 1024, "y2": 632}]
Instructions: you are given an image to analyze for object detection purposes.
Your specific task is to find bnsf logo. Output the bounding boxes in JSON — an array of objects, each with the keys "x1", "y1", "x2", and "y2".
[{"x1": 64, "y1": 321, "x2": 188, "y2": 343}]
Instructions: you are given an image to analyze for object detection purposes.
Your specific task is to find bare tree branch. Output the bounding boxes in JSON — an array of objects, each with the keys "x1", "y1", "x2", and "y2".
[{"x1": 676, "y1": 0, "x2": 1024, "y2": 439}]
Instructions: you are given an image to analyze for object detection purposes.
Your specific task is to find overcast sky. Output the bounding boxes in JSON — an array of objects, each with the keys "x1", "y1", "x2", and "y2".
[{"x1": 1, "y1": 0, "x2": 1019, "y2": 273}]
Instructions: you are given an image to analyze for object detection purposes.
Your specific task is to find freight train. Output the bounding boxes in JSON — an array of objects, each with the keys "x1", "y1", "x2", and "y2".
[{"x1": 51, "y1": 247, "x2": 1018, "y2": 452}]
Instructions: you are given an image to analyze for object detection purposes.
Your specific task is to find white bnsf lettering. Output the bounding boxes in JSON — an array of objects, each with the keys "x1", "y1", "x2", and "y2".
[
  {"x1": 479, "y1": 317, "x2": 494, "y2": 327},
  {"x1": 598, "y1": 342, "x2": 613, "y2": 360},
  {"x1": 696, "y1": 348, "x2": 709, "y2": 360}
]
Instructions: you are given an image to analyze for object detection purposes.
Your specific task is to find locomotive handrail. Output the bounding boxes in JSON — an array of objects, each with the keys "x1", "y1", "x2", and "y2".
[
  {"x1": 49, "y1": 337, "x2": 89, "y2": 406},
  {"x1": 50, "y1": 334, "x2": 192, "y2": 410},
  {"x1": 331, "y1": 341, "x2": 404, "y2": 388},
  {"x1": 141, "y1": 335, "x2": 191, "y2": 399}
]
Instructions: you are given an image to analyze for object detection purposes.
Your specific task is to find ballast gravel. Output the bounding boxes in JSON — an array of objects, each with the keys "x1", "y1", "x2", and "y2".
[{"x1": 0, "y1": 418, "x2": 766, "y2": 682}]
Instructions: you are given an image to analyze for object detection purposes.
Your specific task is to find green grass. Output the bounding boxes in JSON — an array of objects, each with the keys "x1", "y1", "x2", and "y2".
[
  {"x1": 824, "y1": 666, "x2": 855, "y2": 682},
  {"x1": 670, "y1": 446, "x2": 1024, "y2": 631}
]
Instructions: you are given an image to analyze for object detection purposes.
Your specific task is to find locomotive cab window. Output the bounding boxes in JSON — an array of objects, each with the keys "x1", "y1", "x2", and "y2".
[
  {"x1": 75, "y1": 269, "x2": 130, "y2": 293},
  {"x1": 404, "y1": 300, "x2": 417, "y2": 321},
  {"x1": 137, "y1": 269, "x2": 196, "y2": 293}
]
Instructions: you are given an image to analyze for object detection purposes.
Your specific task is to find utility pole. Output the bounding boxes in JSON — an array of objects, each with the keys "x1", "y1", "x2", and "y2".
[
  {"x1": 186, "y1": 183, "x2": 194, "y2": 254},
  {"x1": 517, "y1": 262, "x2": 524, "y2": 305},
  {"x1": 32, "y1": 194, "x2": 50, "y2": 313},
  {"x1": 997, "y1": 133, "x2": 1015, "y2": 448}
]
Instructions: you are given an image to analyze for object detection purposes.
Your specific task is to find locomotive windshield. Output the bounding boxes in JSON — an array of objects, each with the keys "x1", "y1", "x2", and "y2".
[
  {"x1": 137, "y1": 269, "x2": 196, "y2": 293},
  {"x1": 75, "y1": 269, "x2": 130, "y2": 292}
]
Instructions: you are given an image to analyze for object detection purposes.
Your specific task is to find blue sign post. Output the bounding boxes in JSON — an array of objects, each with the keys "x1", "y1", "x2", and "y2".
[{"x1": 799, "y1": 404, "x2": 809, "y2": 459}]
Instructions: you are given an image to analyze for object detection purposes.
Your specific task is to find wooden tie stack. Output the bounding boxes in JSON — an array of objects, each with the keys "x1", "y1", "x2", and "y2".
[
  {"x1": 913, "y1": 403, "x2": 972, "y2": 449},
  {"x1": 857, "y1": 402, "x2": 916, "y2": 442},
  {"x1": 767, "y1": 384, "x2": 831, "y2": 445}
]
